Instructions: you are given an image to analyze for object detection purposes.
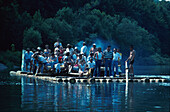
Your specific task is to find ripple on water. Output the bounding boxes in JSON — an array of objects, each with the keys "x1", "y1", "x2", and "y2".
[
  {"x1": 0, "y1": 81, "x2": 21, "y2": 85},
  {"x1": 154, "y1": 106, "x2": 162, "y2": 109}
]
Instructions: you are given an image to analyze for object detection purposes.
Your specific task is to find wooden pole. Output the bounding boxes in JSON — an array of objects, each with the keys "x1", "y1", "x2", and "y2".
[{"x1": 125, "y1": 61, "x2": 128, "y2": 83}]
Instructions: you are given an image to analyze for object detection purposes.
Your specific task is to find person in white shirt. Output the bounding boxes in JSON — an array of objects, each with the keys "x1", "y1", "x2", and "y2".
[
  {"x1": 80, "y1": 42, "x2": 87, "y2": 56},
  {"x1": 93, "y1": 47, "x2": 103, "y2": 77},
  {"x1": 38, "y1": 54, "x2": 48, "y2": 73},
  {"x1": 66, "y1": 44, "x2": 74, "y2": 56},
  {"x1": 87, "y1": 58, "x2": 95, "y2": 77},
  {"x1": 112, "y1": 48, "x2": 120, "y2": 76},
  {"x1": 78, "y1": 60, "x2": 86, "y2": 77},
  {"x1": 89, "y1": 43, "x2": 98, "y2": 54}
]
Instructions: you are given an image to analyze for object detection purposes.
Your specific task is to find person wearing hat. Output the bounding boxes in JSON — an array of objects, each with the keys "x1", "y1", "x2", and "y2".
[
  {"x1": 74, "y1": 47, "x2": 79, "y2": 54},
  {"x1": 103, "y1": 45, "x2": 113, "y2": 77},
  {"x1": 80, "y1": 42, "x2": 87, "y2": 56},
  {"x1": 36, "y1": 47, "x2": 43, "y2": 55},
  {"x1": 90, "y1": 43, "x2": 98, "y2": 54}
]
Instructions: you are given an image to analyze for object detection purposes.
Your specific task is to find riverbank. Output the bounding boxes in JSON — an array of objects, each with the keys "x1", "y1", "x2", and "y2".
[
  {"x1": 0, "y1": 50, "x2": 21, "y2": 69},
  {"x1": 0, "y1": 63, "x2": 7, "y2": 71}
]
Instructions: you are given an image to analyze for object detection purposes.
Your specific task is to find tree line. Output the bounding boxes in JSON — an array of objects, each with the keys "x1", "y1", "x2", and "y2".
[{"x1": 0, "y1": 0, "x2": 170, "y2": 65}]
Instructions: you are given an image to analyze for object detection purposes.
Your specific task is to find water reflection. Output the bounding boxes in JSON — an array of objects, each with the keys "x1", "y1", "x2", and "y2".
[{"x1": 20, "y1": 77, "x2": 170, "y2": 111}]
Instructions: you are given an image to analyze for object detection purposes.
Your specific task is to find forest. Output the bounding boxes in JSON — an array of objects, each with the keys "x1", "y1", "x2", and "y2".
[{"x1": 0, "y1": 0, "x2": 170, "y2": 68}]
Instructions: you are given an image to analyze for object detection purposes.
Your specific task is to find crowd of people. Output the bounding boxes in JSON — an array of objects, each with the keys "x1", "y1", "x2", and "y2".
[{"x1": 24, "y1": 39, "x2": 135, "y2": 77}]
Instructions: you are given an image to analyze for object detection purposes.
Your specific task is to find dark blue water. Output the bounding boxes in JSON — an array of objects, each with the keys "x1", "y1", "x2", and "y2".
[
  {"x1": 0, "y1": 76, "x2": 170, "y2": 112},
  {"x1": 0, "y1": 65, "x2": 170, "y2": 111}
]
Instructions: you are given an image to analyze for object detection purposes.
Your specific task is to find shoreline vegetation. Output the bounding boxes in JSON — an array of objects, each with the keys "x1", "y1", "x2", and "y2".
[{"x1": 0, "y1": 50, "x2": 21, "y2": 70}]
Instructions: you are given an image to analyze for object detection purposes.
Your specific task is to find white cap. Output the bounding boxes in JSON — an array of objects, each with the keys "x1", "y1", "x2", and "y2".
[
  {"x1": 93, "y1": 43, "x2": 96, "y2": 46},
  {"x1": 74, "y1": 47, "x2": 78, "y2": 49},
  {"x1": 37, "y1": 47, "x2": 41, "y2": 50},
  {"x1": 55, "y1": 47, "x2": 59, "y2": 51}
]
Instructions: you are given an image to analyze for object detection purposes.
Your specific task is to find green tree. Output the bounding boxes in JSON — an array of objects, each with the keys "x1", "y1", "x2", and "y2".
[
  {"x1": 23, "y1": 27, "x2": 42, "y2": 49},
  {"x1": 116, "y1": 18, "x2": 159, "y2": 57}
]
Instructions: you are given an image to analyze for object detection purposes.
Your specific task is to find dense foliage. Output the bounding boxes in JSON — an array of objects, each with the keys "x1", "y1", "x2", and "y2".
[
  {"x1": 0, "y1": 0, "x2": 170, "y2": 65},
  {"x1": 0, "y1": 50, "x2": 21, "y2": 69}
]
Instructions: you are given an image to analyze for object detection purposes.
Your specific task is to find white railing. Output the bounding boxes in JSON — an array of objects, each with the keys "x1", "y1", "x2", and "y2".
[{"x1": 21, "y1": 50, "x2": 25, "y2": 71}]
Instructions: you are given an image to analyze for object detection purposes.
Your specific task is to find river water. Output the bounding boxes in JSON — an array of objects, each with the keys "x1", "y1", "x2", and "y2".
[{"x1": 0, "y1": 65, "x2": 170, "y2": 111}]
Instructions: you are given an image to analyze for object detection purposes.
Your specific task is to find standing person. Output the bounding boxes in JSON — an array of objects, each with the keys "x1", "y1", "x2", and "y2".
[
  {"x1": 90, "y1": 43, "x2": 97, "y2": 54},
  {"x1": 24, "y1": 48, "x2": 33, "y2": 72},
  {"x1": 125, "y1": 45, "x2": 136, "y2": 77},
  {"x1": 117, "y1": 48, "x2": 122, "y2": 74},
  {"x1": 54, "y1": 38, "x2": 62, "y2": 48},
  {"x1": 112, "y1": 48, "x2": 120, "y2": 77},
  {"x1": 103, "y1": 46, "x2": 113, "y2": 77},
  {"x1": 80, "y1": 42, "x2": 87, "y2": 56},
  {"x1": 93, "y1": 47, "x2": 103, "y2": 77},
  {"x1": 117, "y1": 48, "x2": 122, "y2": 66}
]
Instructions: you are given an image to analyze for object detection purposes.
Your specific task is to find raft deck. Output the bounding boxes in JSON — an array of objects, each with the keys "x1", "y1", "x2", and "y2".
[{"x1": 10, "y1": 71, "x2": 169, "y2": 83}]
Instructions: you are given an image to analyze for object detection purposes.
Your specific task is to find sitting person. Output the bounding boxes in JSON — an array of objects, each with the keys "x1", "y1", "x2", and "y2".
[
  {"x1": 76, "y1": 54, "x2": 84, "y2": 64},
  {"x1": 49, "y1": 53, "x2": 58, "y2": 69},
  {"x1": 87, "y1": 52, "x2": 95, "y2": 62},
  {"x1": 78, "y1": 60, "x2": 86, "y2": 77},
  {"x1": 63, "y1": 52, "x2": 73, "y2": 73},
  {"x1": 87, "y1": 58, "x2": 95, "y2": 77},
  {"x1": 72, "y1": 51, "x2": 77, "y2": 64}
]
